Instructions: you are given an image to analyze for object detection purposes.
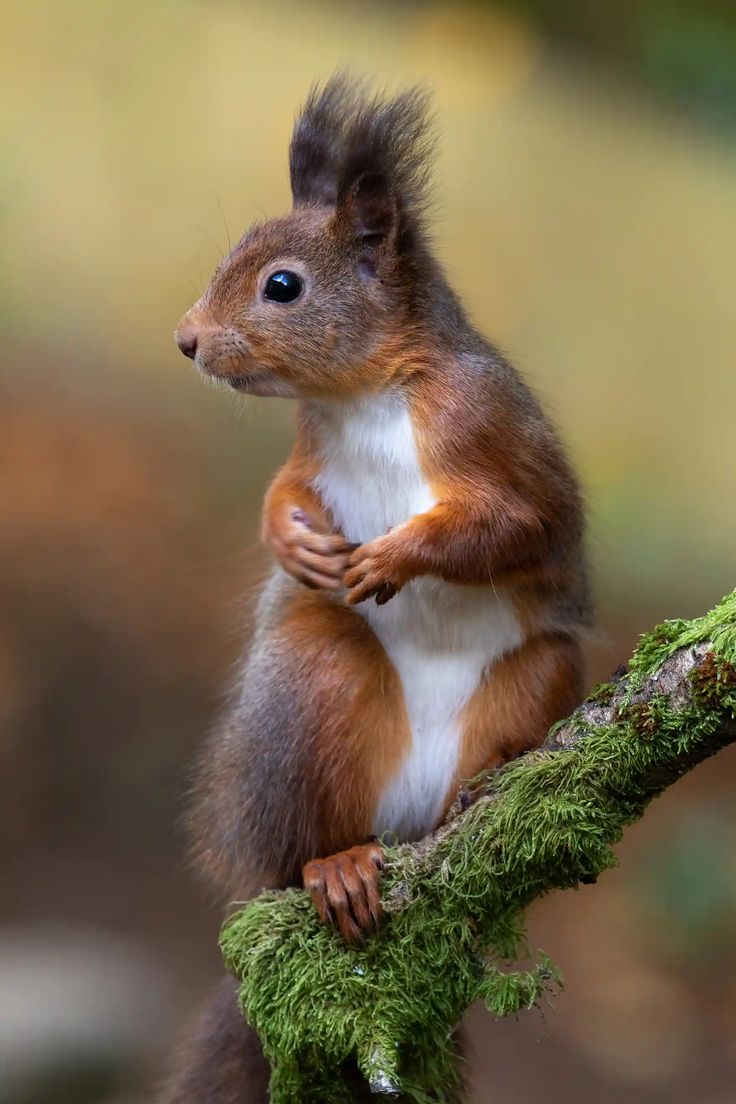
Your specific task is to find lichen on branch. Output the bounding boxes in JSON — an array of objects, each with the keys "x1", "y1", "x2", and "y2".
[{"x1": 220, "y1": 590, "x2": 736, "y2": 1103}]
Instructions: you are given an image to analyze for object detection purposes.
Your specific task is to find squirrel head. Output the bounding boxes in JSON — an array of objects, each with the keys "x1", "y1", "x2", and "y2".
[{"x1": 175, "y1": 74, "x2": 435, "y2": 399}]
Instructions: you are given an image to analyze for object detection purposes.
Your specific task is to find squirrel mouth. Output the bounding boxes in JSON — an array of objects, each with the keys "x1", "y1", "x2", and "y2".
[
  {"x1": 191, "y1": 351, "x2": 293, "y2": 397},
  {"x1": 223, "y1": 370, "x2": 297, "y2": 399},
  {"x1": 193, "y1": 353, "x2": 267, "y2": 392},
  {"x1": 225, "y1": 373, "x2": 268, "y2": 392}
]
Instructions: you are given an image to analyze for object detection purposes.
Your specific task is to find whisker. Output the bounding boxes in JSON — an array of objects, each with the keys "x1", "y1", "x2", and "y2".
[
  {"x1": 216, "y1": 194, "x2": 233, "y2": 253},
  {"x1": 189, "y1": 222, "x2": 225, "y2": 262}
]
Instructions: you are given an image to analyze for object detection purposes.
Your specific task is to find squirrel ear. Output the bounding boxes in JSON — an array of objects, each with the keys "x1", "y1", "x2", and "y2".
[{"x1": 339, "y1": 172, "x2": 398, "y2": 266}]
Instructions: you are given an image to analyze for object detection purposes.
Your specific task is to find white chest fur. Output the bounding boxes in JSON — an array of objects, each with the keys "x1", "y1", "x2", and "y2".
[{"x1": 310, "y1": 393, "x2": 523, "y2": 841}]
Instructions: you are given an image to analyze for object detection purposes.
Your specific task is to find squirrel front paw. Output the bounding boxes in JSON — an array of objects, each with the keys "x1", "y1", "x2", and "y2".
[
  {"x1": 267, "y1": 505, "x2": 356, "y2": 591},
  {"x1": 303, "y1": 842, "x2": 384, "y2": 944},
  {"x1": 343, "y1": 533, "x2": 408, "y2": 606}
]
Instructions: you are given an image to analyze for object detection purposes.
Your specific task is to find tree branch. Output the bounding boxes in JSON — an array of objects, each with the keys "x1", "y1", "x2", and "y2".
[{"x1": 221, "y1": 590, "x2": 736, "y2": 1103}]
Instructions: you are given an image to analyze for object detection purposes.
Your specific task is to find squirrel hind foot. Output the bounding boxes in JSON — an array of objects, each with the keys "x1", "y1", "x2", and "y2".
[{"x1": 302, "y1": 841, "x2": 384, "y2": 944}]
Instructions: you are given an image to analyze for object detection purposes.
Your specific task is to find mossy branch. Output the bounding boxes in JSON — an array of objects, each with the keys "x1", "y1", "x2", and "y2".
[{"x1": 221, "y1": 590, "x2": 736, "y2": 1102}]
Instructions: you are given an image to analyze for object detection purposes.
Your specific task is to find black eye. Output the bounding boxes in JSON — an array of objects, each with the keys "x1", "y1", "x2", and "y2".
[{"x1": 264, "y1": 270, "x2": 303, "y2": 303}]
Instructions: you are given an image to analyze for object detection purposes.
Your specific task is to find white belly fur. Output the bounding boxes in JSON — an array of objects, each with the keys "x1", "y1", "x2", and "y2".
[{"x1": 311, "y1": 392, "x2": 524, "y2": 841}]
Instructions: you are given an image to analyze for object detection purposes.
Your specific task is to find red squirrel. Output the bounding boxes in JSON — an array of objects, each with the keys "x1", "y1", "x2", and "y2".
[{"x1": 162, "y1": 75, "x2": 590, "y2": 1103}]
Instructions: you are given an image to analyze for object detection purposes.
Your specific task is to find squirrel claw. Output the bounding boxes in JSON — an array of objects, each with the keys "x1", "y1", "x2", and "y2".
[
  {"x1": 343, "y1": 565, "x2": 399, "y2": 607},
  {"x1": 374, "y1": 582, "x2": 398, "y2": 606},
  {"x1": 344, "y1": 535, "x2": 404, "y2": 606},
  {"x1": 303, "y1": 842, "x2": 384, "y2": 944}
]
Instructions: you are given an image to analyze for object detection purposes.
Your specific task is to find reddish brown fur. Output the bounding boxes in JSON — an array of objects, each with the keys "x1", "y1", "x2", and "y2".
[
  {"x1": 163, "y1": 75, "x2": 591, "y2": 1102},
  {"x1": 274, "y1": 592, "x2": 410, "y2": 855},
  {"x1": 333, "y1": 343, "x2": 584, "y2": 605},
  {"x1": 187, "y1": 584, "x2": 411, "y2": 904},
  {"x1": 454, "y1": 633, "x2": 585, "y2": 798}
]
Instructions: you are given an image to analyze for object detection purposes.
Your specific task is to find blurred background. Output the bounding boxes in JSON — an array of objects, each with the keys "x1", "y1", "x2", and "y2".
[{"x1": 2, "y1": 1, "x2": 736, "y2": 1101}]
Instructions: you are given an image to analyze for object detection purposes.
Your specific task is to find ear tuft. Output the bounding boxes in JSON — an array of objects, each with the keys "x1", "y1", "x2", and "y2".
[
  {"x1": 289, "y1": 73, "x2": 356, "y2": 208},
  {"x1": 289, "y1": 73, "x2": 435, "y2": 254},
  {"x1": 345, "y1": 173, "x2": 396, "y2": 245}
]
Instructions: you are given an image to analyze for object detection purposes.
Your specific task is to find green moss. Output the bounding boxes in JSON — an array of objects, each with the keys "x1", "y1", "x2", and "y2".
[
  {"x1": 220, "y1": 589, "x2": 736, "y2": 1102},
  {"x1": 628, "y1": 589, "x2": 736, "y2": 683},
  {"x1": 477, "y1": 954, "x2": 562, "y2": 1018},
  {"x1": 587, "y1": 681, "x2": 616, "y2": 706}
]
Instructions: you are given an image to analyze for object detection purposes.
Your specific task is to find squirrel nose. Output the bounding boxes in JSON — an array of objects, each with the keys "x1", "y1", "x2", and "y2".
[{"x1": 175, "y1": 327, "x2": 198, "y2": 360}]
